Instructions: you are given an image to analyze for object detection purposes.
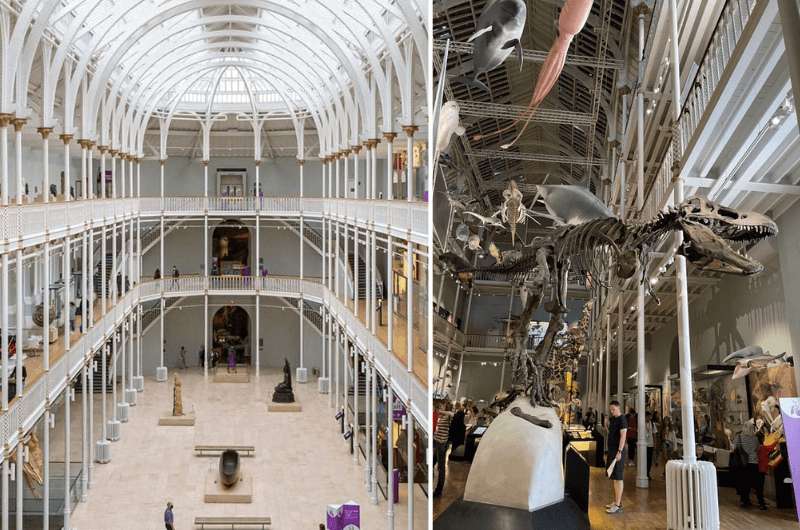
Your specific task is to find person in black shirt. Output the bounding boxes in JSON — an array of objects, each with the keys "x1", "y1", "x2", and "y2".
[{"x1": 606, "y1": 400, "x2": 628, "y2": 514}]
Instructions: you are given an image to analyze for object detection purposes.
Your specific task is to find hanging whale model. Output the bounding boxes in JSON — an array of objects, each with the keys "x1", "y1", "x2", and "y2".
[{"x1": 462, "y1": 0, "x2": 527, "y2": 92}]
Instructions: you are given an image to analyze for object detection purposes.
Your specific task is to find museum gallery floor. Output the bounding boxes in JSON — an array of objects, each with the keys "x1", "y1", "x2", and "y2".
[{"x1": 69, "y1": 370, "x2": 427, "y2": 529}]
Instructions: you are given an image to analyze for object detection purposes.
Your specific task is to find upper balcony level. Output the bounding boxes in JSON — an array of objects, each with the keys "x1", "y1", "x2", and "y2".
[{"x1": 0, "y1": 195, "x2": 428, "y2": 252}]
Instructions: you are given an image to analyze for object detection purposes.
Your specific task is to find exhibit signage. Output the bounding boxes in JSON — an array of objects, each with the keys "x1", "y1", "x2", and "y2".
[
  {"x1": 326, "y1": 500, "x2": 360, "y2": 530},
  {"x1": 778, "y1": 397, "x2": 800, "y2": 522}
]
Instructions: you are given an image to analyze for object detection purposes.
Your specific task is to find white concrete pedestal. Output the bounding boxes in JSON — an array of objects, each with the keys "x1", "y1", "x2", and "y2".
[
  {"x1": 156, "y1": 366, "x2": 168, "y2": 382},
  {"x1": 132, "y1": 375, "x2": 144, "y2": 391},
  {"x1": 125, "y1": 388, "x2": 137, "y2": 406},
  {"x1": 464, "y1": 397, "x2": 564, "y2": 511},
  {"x1": 318, "y1": 377, "x2": 329, "y2": 394},
  {"x1": 95, "y1": 440, "x2": 111, "y2": 463},
  {"x1": 296, "y1": 367, "x2": 308, "y2": 383},
  {"x1": 117, "y1": 402, "x2": 129, "y2": 423},
  {"x1": 107, "y1": 420, "x2": 120, "y2": 442}
]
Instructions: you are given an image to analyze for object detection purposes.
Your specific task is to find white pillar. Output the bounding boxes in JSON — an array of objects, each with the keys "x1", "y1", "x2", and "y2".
[
  {"x1": 81, "y1": 362, "x2": 88, "y2": 500},
  {"x1": 13, "y1": 119, "x2": 24, "y2": 204},
  {"x1": 406, "y1": 241, "x2": 413, "y2": 375},
  {"x1": 353, "y1": 347, "x2": 360, "y2": 463},
  {"x1": 407, "y1": 412, "x2": 414, "y2": 529},
  {"x1": 385, "y1": 133, "x2": 396, "y2": 200},
  {"x1": 41, "y1": 128, "x2": 52, "y2": 203},
  {"x1": 43, "y1": 406, "x2": 50, "y2": 530},
  {"x1": 64, "y1": 384, "x2": 72, "y2": 529},
  {"x1": 16, "y1": 434, "x2": 23, "y2": 529},
  {"x1": 364, "y1": 356, "x2": 371, "y2": 488},
  {"x1": 1, "y1": 253, "x2": 8, "y2": 411},
  {"x1": 370, "y1": 364, "x2": 378, "y2": 505},
  {"x1": 386, "y1": 383, "x2": 395, "y2": 528},
  {"x1": 387, "y1": 235, "x2": 394, "y2": 353}
]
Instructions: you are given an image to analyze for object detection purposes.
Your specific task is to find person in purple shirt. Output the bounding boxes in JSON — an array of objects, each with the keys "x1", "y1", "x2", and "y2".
[{"x1": 164, "y1": 501, "x2": 174, "y2": 530}]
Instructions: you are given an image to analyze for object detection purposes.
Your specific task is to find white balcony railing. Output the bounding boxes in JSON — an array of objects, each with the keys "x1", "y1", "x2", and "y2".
[
  {"x1": 0, "y1": 276, "x2": 429, "y2": 452},
  {"x1": 0, "y1": 197, "x2": 428, "y2": 250}
]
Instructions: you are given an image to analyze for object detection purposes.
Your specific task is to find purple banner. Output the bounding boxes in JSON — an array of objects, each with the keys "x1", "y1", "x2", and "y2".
[
  {"x1": 393, "y1": 401, "x2": 406, "y2": 421},
  {"x1": 326, "y1": 500, "x2": 360, "y2": 530},
  {"x1": 778, "y1": 397, "x2": 800, "y2": 522}
]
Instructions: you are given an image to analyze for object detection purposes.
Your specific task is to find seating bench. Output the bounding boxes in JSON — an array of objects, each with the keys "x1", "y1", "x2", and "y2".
[
  {"x1": 194, "y1": 516, "x2": 271, "y2": 529},
  {"x1": 193, "y1": 445, "x2": 255, "y2": 457}
]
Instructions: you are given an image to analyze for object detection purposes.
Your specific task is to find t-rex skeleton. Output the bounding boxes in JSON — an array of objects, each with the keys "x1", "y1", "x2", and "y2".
[{"x1": 443, "y1": 196, "x2": 778, "y2": 408}]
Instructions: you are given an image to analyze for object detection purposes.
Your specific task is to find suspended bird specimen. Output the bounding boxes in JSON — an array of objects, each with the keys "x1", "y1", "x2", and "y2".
[
  {"x1": 462, "y1": 0, "x2": 527, "y2": 92},
  {"x1": 435, "y1": 101, "x2": 466, "y2": 165}
]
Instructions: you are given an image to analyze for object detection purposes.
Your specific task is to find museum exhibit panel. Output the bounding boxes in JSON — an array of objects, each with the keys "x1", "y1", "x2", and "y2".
[
  {"x1": 0, "y1": 1, "x2": 430, "y2": 529},
  {"x1": 432, "y1": 0, "x2": 800, "y2": 529}
]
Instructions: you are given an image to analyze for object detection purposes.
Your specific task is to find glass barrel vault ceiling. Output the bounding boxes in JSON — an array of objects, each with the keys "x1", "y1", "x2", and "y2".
[{"x1": 44, "y1": 0, "x2": 410, "y2": 117}]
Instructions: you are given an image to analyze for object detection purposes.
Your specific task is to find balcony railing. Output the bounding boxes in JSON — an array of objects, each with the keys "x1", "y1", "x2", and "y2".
[
  {"x1": 640, "y1": 0, "x2": 757, "y2": 220},
  {"x1": 0, "y1": 197, "x2": 428, "y2": 249}
]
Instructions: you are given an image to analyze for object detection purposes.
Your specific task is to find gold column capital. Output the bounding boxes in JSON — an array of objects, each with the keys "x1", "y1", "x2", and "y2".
[
  {"x1": 37, "y1": 127, "x2": 54, "y2": 139},
  {"x1": 12, "y1": 118, "x2": 27, "y2": 132},
  {"x1": 383, "y1": 132, "x2": 397, "y2": 142},
  {"x1": 402, "y1": 125, "x2": 418, "y2": 137},
  {"x1": 59, "y1": 133, "x2": 74, "y2": 145}
]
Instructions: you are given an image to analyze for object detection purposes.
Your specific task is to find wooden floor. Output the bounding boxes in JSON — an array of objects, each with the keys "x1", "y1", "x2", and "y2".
[
  {"x1": 349, "y1": 298, "x2": 427, "y2": 385},
  {"x1": 433, "y1": 454, "x2": 799, "y2": 529}
]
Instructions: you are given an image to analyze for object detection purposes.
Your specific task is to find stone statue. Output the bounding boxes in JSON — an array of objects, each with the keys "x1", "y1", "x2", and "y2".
[
  {"x1": 272, "y1": 358, "x2": 295, "y2": 403},
  {"x1": 172, "y1": 374, "x2": 184, "y2": 416}
]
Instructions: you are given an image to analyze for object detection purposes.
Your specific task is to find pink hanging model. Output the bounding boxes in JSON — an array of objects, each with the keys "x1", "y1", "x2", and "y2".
[{"x1": 475, "y1": 0, "x2": 594, "y2": 148}]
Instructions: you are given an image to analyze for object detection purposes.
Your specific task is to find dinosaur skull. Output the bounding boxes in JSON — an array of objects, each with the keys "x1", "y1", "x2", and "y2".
[{"x1": 677, "y1": 197, "x2": 778, "y2": 275}]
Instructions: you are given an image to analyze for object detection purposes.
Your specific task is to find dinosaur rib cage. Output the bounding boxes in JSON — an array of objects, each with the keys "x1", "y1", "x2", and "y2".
[{"x1": 554, "y1": 218, "x2": 626, "y2": 286}]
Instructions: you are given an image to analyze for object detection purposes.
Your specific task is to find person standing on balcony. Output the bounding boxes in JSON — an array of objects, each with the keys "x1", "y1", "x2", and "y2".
[
  {"x1": 179, "y1": 346, "x2": 187, "y2": 370},
  {"x1": 259, "y1": 257, "x2": 268, "y2": 277},
  {"x1": 171, "y1": 265, "x2": 179, "y2": 288},
  {"x1": 69, "y1": 301, "x2": 77, "y2": 332},
  {"x1": 199, "y1": 345, "x2": 205, "y2": 368},
  {"x1": 154, "y1": 267, "x2": 161, "y2": 280},
  {"x1": 242, "y1": 263, "x2": 251, "y2": 288}
]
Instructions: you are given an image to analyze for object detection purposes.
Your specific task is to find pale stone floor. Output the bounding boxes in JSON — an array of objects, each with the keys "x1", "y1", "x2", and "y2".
[{"x1": 71, "y1": 368, "x2": 428, "y2": 529}]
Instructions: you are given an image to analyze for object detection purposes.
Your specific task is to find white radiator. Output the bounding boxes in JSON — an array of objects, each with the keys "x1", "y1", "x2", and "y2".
[{"x1": 666, "y1": 460, "x2": 720, "y2": 530}]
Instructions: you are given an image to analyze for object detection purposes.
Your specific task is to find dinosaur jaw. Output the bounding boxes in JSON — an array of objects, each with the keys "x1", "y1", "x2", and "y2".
[{"x1": 678, "y1": 220, "x2": 766, "y2": 275}]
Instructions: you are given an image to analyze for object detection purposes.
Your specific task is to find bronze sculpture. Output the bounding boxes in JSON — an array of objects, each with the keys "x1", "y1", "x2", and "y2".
[
  {"x1": 219, "y1": 449, "x2": 241, "y2": 487},
  {"x1": 272, "y1": 358, "x2": 295, "y2": 403}
]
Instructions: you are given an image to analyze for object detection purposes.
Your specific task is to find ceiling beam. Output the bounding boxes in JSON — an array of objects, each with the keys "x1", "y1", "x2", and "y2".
[
  {"x1": 467, "y1": 149, "x2": 607, "y2": 166},
  {"x1": 433, "y1": 39, "x2": 624, "y2": 70},
  {"x1": 456, "y1": 100, "x2": 594, "y2": 127}
]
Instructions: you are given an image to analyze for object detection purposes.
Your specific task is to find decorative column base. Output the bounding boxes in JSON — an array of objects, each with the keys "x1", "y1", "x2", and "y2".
[
  {"x1": 107, "y1": 420, "x2": 121, "y2": 441},
  {"x1": 117, "y1": 402, "x2": 129, "y2": 423},
  {"x1": 318, "y1": 377, "x2": 330, "y2": 394},
  {"x1": 666, "y1": 460, "x2": 719, "y2": 530},
  {"x1": 95, "y1": 440, "x2": 111, "y2": 463},
  {"x1": 132, "y1": 375, "x2": 144, "y2": 391},
  {"x1": 156, "y1": 366, "x2": 168, "y2": 382},
  {"x1": 125, "y1": 388, "x2": 138, "y2": 405},
  {"x1": 296, "y1": 367, "x2": 308, "y2": 383}
]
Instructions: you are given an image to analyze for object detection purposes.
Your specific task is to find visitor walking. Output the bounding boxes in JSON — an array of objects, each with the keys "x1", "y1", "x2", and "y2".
[
  {"x1": 432, "y1": 400, "x2": 453, "y2": 498},
  {"x1": 227, "y1": 347, "x2": 237, "y2": 373},
  {"x1": 735, "y1": 419, "x2": 766, "y2": 509},
  {"x1": 606, "y1": 400, "x2": 628, "y2": 514},
  {"x1": 660, "y1": 416, "x2": 677, "y2": 478},
  {"x1": 626, "y1": 408, "x2": 638, "y2": 466},
  {"x1": 164, "y1": 501, "x2": 175, "y2": 530},
  {"x1": 199, "y1": 345, "x2": 205, "y2": 368},
  {"x1": 154, "y1": 267, "x2": 161, "y2": 280},
  {"x1": 69, "y1": 301, "x2": 77, "y2": 332},
  {"x1": 179, "y1": 346, "x2": 187, "y2": 369},
  {"x1": 449, "y1": 402, "x2": 467, "y2": 457},
  {"x1": 171, "y1": 265, "x2": 179, "y2": 288},
  {"x1": 645, "y1": 411, "x2": 657, "y2": 480}
]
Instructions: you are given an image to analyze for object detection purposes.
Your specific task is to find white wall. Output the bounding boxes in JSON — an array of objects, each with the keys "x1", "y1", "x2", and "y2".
[{"x1": 13, "y1": 137, "x2": 83, "y2": 199}]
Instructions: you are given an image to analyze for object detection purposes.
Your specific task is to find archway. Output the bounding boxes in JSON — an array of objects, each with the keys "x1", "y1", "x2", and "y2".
[
  {"x1": 212, "y1": 220, "x2": 250, "y2": 275},
  {"x1": 212, "y1": 305, "x2": 251, "y2": 366}
]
